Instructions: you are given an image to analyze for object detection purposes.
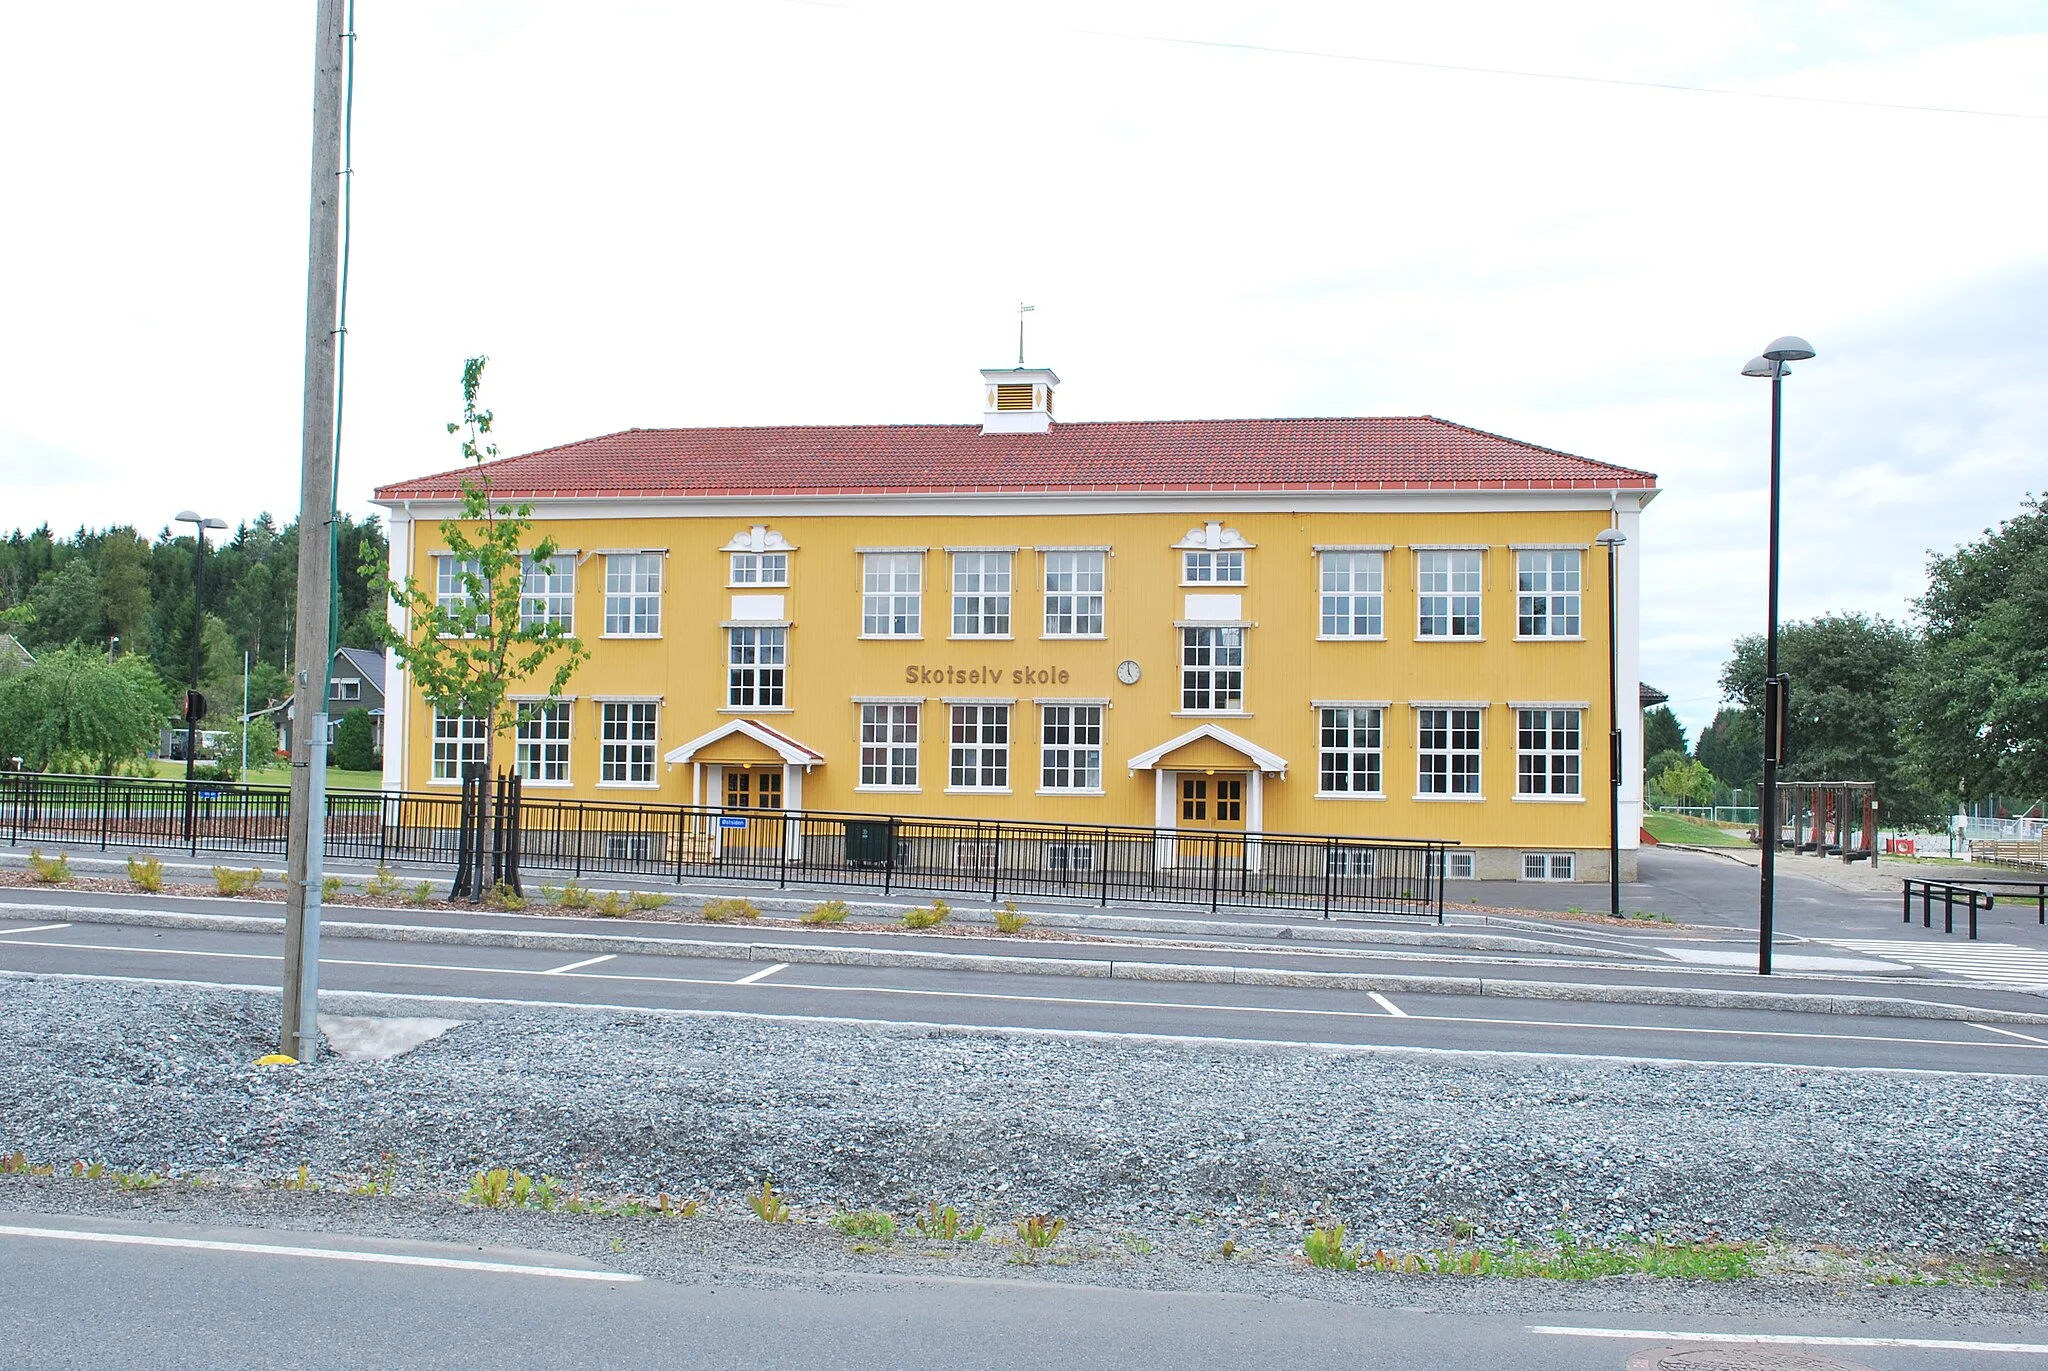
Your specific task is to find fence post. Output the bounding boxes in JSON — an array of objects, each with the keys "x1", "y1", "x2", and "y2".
[
  {"x1": 98, "y1": 774, "x2": 108, "y2": 852},
  {"x1": 883, "y1": 818, "x2": 895, "y2": 896},
  {"x1": 574, "y1": 803, "x2": 584, "y2": 878},
  {"x1": 1943, "y1": 885, "x2": 1953, "y2": 934},
  {"x1": 1321, "y1": 837, "x2": 1334, "y2": 920},
  {"x1": 1099, "y1": 827, "x2": 1111, "y2": 907},
  {"x1": 1967, "y1": 891, "x2": 1979, "y2": 941},
  {"x1": 1902, "y1": 880, "x2": 1912, "y2": 924},
  {"x1": 1209, "y1": 833, "x2": 1222, "y2": 915},
  {"x1": 777, "y1": 812, "x2": 790, "y2": 889},
  {"x1": 990, "y1": 820, "x2": 1002, "y2": 904}
]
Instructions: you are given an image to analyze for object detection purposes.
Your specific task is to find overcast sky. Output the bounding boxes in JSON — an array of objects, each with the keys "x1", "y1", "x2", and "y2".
[{"x1": 3, "y1": 2, "x2": 2044, "y2": 736}]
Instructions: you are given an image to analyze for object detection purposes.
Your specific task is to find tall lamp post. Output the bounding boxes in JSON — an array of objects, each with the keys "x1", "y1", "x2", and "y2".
[
  {"x1": 174, "y1": 511, "x2": 228, "y2": 845},
  {"x1": 1740, "y1": 336, "x2": 1816, "y2": 976},
  {"x1": 1595, "y1": 526, "x2": 1627, "y2": 920}
]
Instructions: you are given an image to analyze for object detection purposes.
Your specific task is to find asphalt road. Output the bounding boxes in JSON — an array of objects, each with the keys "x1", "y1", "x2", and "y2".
[
  {"x1": 4, "y1": 904, "x2": 2045, "y2": 1075},
  {"x1": 2, "y1": 1214, "x2": 2043, "y2": 1371}
]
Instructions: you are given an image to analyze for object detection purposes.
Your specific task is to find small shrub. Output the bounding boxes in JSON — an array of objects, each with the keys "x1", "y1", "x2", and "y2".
[
  {"x1": 628, "y1": 889, "x2": 670, "y2": 912},
  {"x1": 487, "y1": 882, "x2": 526, "y2": 911},
  {"x1": 831, "y1": 1210, "x2": 898, "y2": 1242},
  {"x1": 746, "y1": 1179, "x2": 791, "y2": 1223},
  {"x1": 915, "y1": 1201, "x2": 978, "y2": 1241},
  {"x1": 994, "y1": 902, "x2": 1029, "y2": 934},
  {"x1": 126, "y1": 855, "x2": 164, "y2": 893},
  {"x1": 554, "y1": 881, "x2": 591, "y2": 909},
  {"x1": 802, "y1": 899, "x2": 851, "y2": 925},
  {"x1": 322, "y1": 876, "x2": 345, "y2": 900},
  {"x1": 406, "y1": 881, "x2": 434, "y2": 905},
  {"x1": 903, "y1": 898, "x2": 950, "y2": 930},
  {"x1": 701, "y1": 896, "x2": 762, "y2": 923},
  {"x1": 363, "y1": 865, "x2": 401, "y2": 898},
  {"x1": 591, "y1": 889, "x2": 629, "y2": 917},
  {"x1": 1304, "y1": 1222, "x2": 1361, "y2": 1271},
  {"x1": 1015, "y1": 1213, "x2": 1064, "y2": 1250},
  {"x1": 212, "y1": 866, "x2": 263, "y2": 896},
  {"x1": 27, "y1": 850, "x2": 73, "y2": 884}
]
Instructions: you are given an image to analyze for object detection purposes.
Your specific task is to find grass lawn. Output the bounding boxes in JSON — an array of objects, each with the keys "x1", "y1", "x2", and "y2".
[
  {"x1": 146, "y1": 760, "x2": 384, "y2": 791},
  {"x1": 1644, "y1": 812, "x2": 1753, "y2": 848}
]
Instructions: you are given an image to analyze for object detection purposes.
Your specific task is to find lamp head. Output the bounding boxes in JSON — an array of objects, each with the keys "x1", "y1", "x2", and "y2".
[
  {"x1": 1595, "y1": 528, "x2": 1627, "y2": 547},
  {"x1": 1762, "y1": 335, "x2": 1816, "y2": 362},
  {"x1": 201, "y1": 517, "x2": 228, "y2": 530},
  {"x1": 1740, "y1": 356, "x2": 1777, "y2": 378},
  {"x1": 174, "y1": 509, "x2": 201, "y2": 524}
]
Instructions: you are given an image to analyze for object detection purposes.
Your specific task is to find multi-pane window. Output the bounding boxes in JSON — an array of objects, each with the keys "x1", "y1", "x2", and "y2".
[
  {"x1": 1318, "y1": 707, "x2": 1384, "y2": 795},
  {"x1": 727, "y1": 627, "x2": 786, "y2": 709},
  {"x1": 1043, "y1": 551, "x2": 1105, "y2": 636},
  {"x1": 859, "y1": 703, "x2": 920, "y2": 788},
  {"x1": 1417, "y1": 550, "x2": 1482, "y2": 638},
  {"x1": 603, "y1": 553, "x2": 662, "y2": 636},
  {"x1": 951, "y1": 552, "x2": 1011, "y2": 637},
  {"x1": 1417, "y1": 707, "x2": 1483, "y2": 796},
  {"x1": 1180, "y1": 627, "x2": 1244, "y2": 712},
  {"x1": 947, "y1": 704, "x2": 1010, "y2": 789},
  {"x1": 729, "y1": 551, "x2": 788, "y2": 586},
  {"x1": 520, "y1": 553, "x2": 574, "y2": 631},
  {"x1": 1182, "y1": 549, "x2": 1245, "y2": 584},
  {"x1": 514, "y1": 703, "x2": 571, "y2": 783},
  {"x1": 599, "y1": 702, "x2": 657, "y2": 784},
  {"x1": 1523, "y1": 853, "x2": 1576, "y2": 881},
  {"x1": 430, "y1": 711, "x2": 487, "y2": 781},
  {"x1": 862, "y1": 553, "x2": 922, "y2": 637},
  {"x1": 1517, "y1": 550, "x2": 1582, "y2": 637},
  {"x1": 1040, "y1": 704, "x2": 1103, "y2": 791},
  {"x1": 434, "y1": 555, "x2": 482, "y2": 621},
  {"x1": 1320, "y1": 552, "x2": 1384, "y2": 637},
  {"x1": 1516, "y1": 708, "x2": 1582, "y2": 796}
]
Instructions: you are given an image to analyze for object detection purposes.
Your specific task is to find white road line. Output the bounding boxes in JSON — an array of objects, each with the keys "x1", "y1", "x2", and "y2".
[
  {"x1": 1975, "y1": 1021, "x2": 2048, "y2": 1047},
  {"x1": 0, "y1": 923, "x2": 72, "y2": 936},
  {"x1": 0, "y1": 1223, "x2": 640, "y2": 1282},
  {"x1": 1528, "y1": 1324, "x2": 2048, "y2": 1354},
  {"x1": 734, "y1": 962, "x2": 789, "y2": 985},
  {"x1": 542, "y1": 954, "x2": 616, "y2": 976},
  {"x1": 1367, "y1": 991, "x2": 1406, "y2": 1017}
]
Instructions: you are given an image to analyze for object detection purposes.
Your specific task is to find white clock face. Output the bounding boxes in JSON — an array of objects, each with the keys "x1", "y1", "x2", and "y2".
[{"x1": 1116, "y1": 659, "x2": 1142, "y2": 685}]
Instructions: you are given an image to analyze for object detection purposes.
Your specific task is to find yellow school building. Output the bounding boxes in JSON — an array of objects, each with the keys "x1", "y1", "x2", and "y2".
[{"x1": 373, "y1": 366, "x2": 1657, "y2": 882}]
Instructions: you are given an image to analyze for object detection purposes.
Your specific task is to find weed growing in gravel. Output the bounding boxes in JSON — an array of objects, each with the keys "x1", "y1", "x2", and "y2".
[
  {"x1": 1015, "y1": 1214, "x2": 1064, "y2": 1250},
  {"x1": 831, "y1": 1210, "x2": 898, "y2": 1242},
  {"x1": 591, "y1": 890, "x2": 630, "y2": 917},
  {"x1": 629, "y1": 890, "x2": 670, "y2": 912},
  {"x1": 1629, "y1": 911, "x2": 1672, "y2": 923},
  {"x1": 406, "y1": 881, "x2": 434, "y2": 905},
  {"x1": 364, "y1": 865, "x2": 402, "y2": 898},
  {"x1": 322, "y1": 876, "x2": 345, "y2": 900},
  {"x1": 658, "y1": 1193, "x2": 700, "y2": 1219},
  {"x1": 702, "y1": 897, "x2": 762, "y2": 923},
  {"x1": 551, "y1": 881, "x2": 591, "y2": 909},
  {"x1": 487, "y1": 882, "x2": 526, "y2": 911},
  {"x1": 113, "y1": 1170, "x2": 162, "y2": 1191},
  {"x1": 801, "y1": 899, "x2": 851, "y2": 925},
  {"x1": 26, "y1": 850, "x2": 73, "y2": 884},
  {"x1": 351, "y1": 1156, "x2": 397, "y2": 1196},
  {"x1": 1120, "y1": 1234, "x2": 1153, "y2": 1256},
  {"x1": 747, "y1": 1180, "x2": 791, "y2": 1223},
  {"x1": 125, "y1": 855, "x2": 164, "y2": 892},
  {"x1": 903, "y1": 898, "x2": 950, "y2": 930},
  {"x1": 913, "y1": 1201, "x2": 982, "y2": 1241},
  {"x1": 1305, "y1": 1223, "x2": 1363, "y2": 1270},
  {"x1": 70, "y1": 1160, "x2": 107, "y2": 1180},
  {"x1": 995, "y1": 901, "x2": 1029, "y2": 934},
  {"x1": 212, "y1": 866, "x2": 263, "y2": 896},
  {"x1": 281, "y1": 1163, "x2": 319, "y2": 1192}
]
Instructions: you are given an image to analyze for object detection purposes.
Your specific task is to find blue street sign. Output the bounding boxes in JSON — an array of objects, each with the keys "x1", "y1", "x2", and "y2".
[{"x1": 718, "y1": 815, "x2": 749, "y2": 829}]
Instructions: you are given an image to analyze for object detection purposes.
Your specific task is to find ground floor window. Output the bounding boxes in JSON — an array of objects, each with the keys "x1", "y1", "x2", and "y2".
[
  {"x1": 514, "y1": 703, "x2": 570, "y2": 783},
  {"x1": 727, "y1": 627, "x2": 786, "y2": 709},
  {"x1": 1417, "y1": 707, "x2": 1482, "y2": 795},
  {"x1": 1516, "y1": 707, "x2": 1582, "y2": 796},
  {"x1": 1046, "y1": 841, "x2": 1096, "y2": 872},
  {"x1": 1522, "y1": 852, "x2": 1576, "y2": 881},
  {"x1": 1318, "y1": 706, "x2": 1383, "y2": 794},
  {"x1": 948, "y1": 704, "x2": 1009, "y2": 789},
  {"x1": 600, "y1": 702, "x2": 658, "y2": 785},
  {"x1": 1039, "y1": 704, "x2": 1102, "y2": 791},
  {"x1": 860, "y1": 703, "x2": 920, "y2": 788},
  {"x1": 431, "y1": 711, "x2": 487, "y2": 781}
]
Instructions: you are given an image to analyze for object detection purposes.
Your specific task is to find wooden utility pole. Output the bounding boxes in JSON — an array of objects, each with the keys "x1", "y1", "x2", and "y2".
[{"x1": 281, "y1": 0, "x2": 347, "y2": 1062}]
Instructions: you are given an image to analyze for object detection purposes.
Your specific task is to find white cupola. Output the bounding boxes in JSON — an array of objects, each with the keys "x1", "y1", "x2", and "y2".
[{"x1": 980, "y1": 366, "x2": 1059, "y2": 435}]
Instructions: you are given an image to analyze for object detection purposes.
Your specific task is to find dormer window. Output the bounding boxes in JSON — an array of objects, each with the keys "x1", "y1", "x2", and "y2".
[
  {"x1": 1174, "y1": 523, "x2": 1254, "y2": 584},
  {"x1": 721, "y1": 525, "x2": 797, "y2": 586}
]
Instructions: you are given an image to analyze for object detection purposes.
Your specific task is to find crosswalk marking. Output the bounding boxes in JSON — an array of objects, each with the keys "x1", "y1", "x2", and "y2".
[{"x1": 1820, "y1": 938, "x2": 2048, "y2": 990}]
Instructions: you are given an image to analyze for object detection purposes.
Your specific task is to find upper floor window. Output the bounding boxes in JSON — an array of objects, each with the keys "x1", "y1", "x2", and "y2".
[
  {"x1": 951, "y1": 552, "x2": 1011, "y2": 637},
  {"x1": 1417, "y1": 550, "x2": 1482, "y2": 639},
  {"x1": 603, "y1": 553, "x2": 662, "y2": 636},
  {"x1": 727, "y1": 626, "x2": 786, "y2": 709},
  {"x1": 1043, "y1": 551, "x2": 1105, "y2": 636},
  {"x1": 1517, "y1": 550, "x2": 1582, "y2": 637},
  {"x1": 1320, "y1": 552, "x2": 1384, "y2": 638},
  {"x1": 1180, "y1": 626, "x2": 1244, "y2": 712},
  {"x1": 1182, "y1": 549, "x2": 1245, "y2": 585},
  {"x1": 330, "y1": 678, "x2": 361, "y2": 702},
  {"x1": 521, "y1": 553, "x2": 574, "y2": 631},
  {"x1": 862, "y1": 553, "x2": 922, "y2": 637},
  {"x1": 729, "y1": 551, "x2": 789, "y2": 587},
  {"x1": 434, "y1": 555, "x2": 481, "y2": 613}
]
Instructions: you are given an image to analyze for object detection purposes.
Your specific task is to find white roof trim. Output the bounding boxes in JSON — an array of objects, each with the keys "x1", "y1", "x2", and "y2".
[
  {"x1": 1125, "y1": 723, "x2": 1287, "y2": 777},
  {"x1": 664, "y1": 718, "x2": 825, "y2": 768}
]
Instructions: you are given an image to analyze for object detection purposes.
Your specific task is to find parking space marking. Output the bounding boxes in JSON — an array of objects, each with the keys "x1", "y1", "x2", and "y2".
[
  {"x1": 1975, "y1": 1021, "x2": 2048, "y2": 1047},
  {"x1": 0, "y1": 1223, "x2": 640, "y2": 1282},
  {"x1": 1529, "y1": 1324, "x2": 2048, "y2": 1354},
  {"x1": 542, "y1": 954, "x2": 616, "y2": 976},
  {"x1": 734, "y1": 963, "x2": 789, "y2": 985},
  {"x1": 1368, "y1": 991, "x2": 1406, "y2": 1017},
  {"x1": 0, "y1": 923, "x2": 73, "y2": 937}
]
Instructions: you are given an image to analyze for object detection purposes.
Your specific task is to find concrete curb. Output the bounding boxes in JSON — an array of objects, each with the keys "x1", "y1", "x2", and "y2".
[{"x1": 12, "y1": 900, "x2": 2047, "y2": 1027}]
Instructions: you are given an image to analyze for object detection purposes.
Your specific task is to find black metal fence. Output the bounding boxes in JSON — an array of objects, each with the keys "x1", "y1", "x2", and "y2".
[
  {"x1": 1903, "y1": 875, "x2": 2048, "y2": 941},
  {"x1": 0, "y1": 772, "x2": 1451, "y2": 920}
]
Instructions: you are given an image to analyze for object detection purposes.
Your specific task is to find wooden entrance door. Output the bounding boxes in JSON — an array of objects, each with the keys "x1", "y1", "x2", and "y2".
[
  {"x1": 720, "y1": 767, "x2": 785, "y2": 853},
  {"x1": 1176, "y1": 773, "x2": 1246, "y2": 863}
]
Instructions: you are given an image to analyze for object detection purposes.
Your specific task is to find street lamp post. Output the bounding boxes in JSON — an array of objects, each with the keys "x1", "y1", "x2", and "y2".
[
  {"x1": 175, "y1": 511, "x2": 228, "y2": 845},
  {"x1": 1740, "y1": 336, "x2": 1816, "y2": 976},
  {"x1": 1595, "y1": 526, "x2": 1627, "y2": 920}
]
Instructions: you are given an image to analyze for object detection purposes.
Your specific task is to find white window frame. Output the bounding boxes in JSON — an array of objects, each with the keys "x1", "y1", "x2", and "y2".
[
  {"x1": 862, "y1": 552, "x2": 923, "y2": 638},
  {"x1": 1317, "y1": 706, "x2": 1384, "y2": 797},
  {"x1": 1430, "y1": 850, "x2": 1477, "y2": 880},
  {"x1": 330, "y1": 678, "x2": 362, "y2": 702},
  {"x1": 520, "y1": 552, "x2": 575, "y2": 632},
  {"x1": 514, "y1": 701, "x2": 572, "y2": 784},
  {"x1": 1179, "y1": 626, "x2": 1244, "y2": 713},
  {"x1": 858, "y1": 702, "x2": 921, "y2": 789},
  {"x1": 947, "y1": 703, "x2": 1011, "y2": 791},
  {"x1": 727, "y1": 626, "x2": 787, "y2": 710},
  {"x1": 1320, "y1": 551, "x2": 1385, "y2": 639},
  {"x1": 1181, "y1": 549, "x2": 1245, "y2": 586},
  {"x1": 599, "y1": 700, "x2": 659, "y2": 786},
  {"x1": 1516, "y1": 706, "x2": 1583, "y2": 798},
  {"x1": 1039, "y1": 703, "x2": 1103, "y2": 793},
  {"x1": 430, "y1": 710, "x2": 487, "y2": 782},
  {"x1": 1416, "y1": 706, "x2": 1483, "y2": 799},
  {"x1": 1523, "y1": 852, "x2": 1576, "y2": 881},
  {"x1": 1042, "y1": 550, "x2": 1106, "y2": 638},
  {"x1": 728, "y1": 551, "x2": 789, "y2": 587},
  {"x1": 1417, "y1": 549, "x2": 1483, "y2": 639},
  {"x1": 950, "y1": 551, "x2": 1012, "y2": 638},
  {"x1": 1046, "y1": 841, "x2": 1096, "y2": 872},
  {"x1": 603, "y1": 553, "x2": 662, "y2": 637},
  {"x1": 1516, "y1": 549, "x2": 1582, "y2": 639}
]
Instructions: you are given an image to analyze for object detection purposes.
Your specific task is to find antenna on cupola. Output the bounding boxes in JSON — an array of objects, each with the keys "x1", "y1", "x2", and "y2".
[{"x1": 1017, "y1": 302, "x2": 1034, "y2": 366}]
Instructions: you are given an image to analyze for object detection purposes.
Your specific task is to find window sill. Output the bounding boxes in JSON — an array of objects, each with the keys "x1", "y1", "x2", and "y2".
[
  {"x1": 427, "y1": 777, "x2": 464, "y2": 786},
  {"x1": 1036, "y1": 788, "x2": 1105, "y2": 797},
  {"x1": 1039, "y1": 634, "x2": 1108, "y2": 642},
  {"x1": 858, "y1": 634, "x2": 925, "y2": 642},
  {"x1": 856, "y1": 785, "x2": 921, "y2": 794},
  {"x1": 1513, "y1": 793, "x2": 1586, "y2": 803},
  {"x1": 945, "y1": 787, "x2": 1013, "y2": 796},
  {"x1": 1413, "y1": 793, "x2": 1486, "y2": 803},
  {"x1": 1315, "y1": 635, "x2": 1386, "y2": 643},
  {"x1": 720, "y1": 706, "x2": 793, "y2": 714},
  {"x1": 948, "y1": 634, "x2": 1015, "y2": 642},
  {"x1": 1179, "y1": 582, "x2": 1246, "y2": 590},
  {"x1": 727, "y1": 583, "x2": 790, "y2": 591},
  {"x1": 596, "y1": 781, "x2": 660, "y2": 790},
  {"x1": 1313, "y1": 791, "x2": 1387, "y2": 801},
  {"x1": 1513, "y1": 634, "x2": 1585, "y2": 643},
  {"x1": 522, "y1": 779, "x2": 575, "y2": 789},
  {"x1": 600, "y1": 633, "x2": 663, "y2": 641},
  {"x1": 1414, "y1": 635, "x2": 1484, "y2": 643},
  {"x1": 1171, "y1": 710, "x2": 1251, "y2": 718}
]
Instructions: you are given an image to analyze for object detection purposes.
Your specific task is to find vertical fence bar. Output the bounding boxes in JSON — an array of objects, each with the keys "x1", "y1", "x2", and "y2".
[
  {"x1": 990, "y1": 820, "x2": 1002, "y2": 904},
  {"x1": 98, "y1": 774, "x2": 108, "y2": 851}
]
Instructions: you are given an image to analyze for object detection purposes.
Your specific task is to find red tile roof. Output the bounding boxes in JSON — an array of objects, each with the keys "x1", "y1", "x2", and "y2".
[{"x1": 373, "y1": 416, "x2": 1655, "y2": 502}]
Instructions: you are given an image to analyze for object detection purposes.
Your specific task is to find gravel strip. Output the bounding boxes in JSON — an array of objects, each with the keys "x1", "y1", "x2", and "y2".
[{"x1": 3, "y1": 974, "x2": 2044, "y2": 1262}]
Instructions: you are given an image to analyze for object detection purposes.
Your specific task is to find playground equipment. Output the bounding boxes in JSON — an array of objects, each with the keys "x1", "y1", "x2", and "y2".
[{"x1": 1774, "y1": 781, "x2": 1878, "y2": 865}]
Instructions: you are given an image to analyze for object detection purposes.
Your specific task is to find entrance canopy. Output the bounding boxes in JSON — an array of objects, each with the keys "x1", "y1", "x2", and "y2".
[
  {"x1": 1125, "y1": 723, "x2": 1286, "y2": 778},
  {"x1": 664, "y1": 718, "x2": 825, "y2": 770}
]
